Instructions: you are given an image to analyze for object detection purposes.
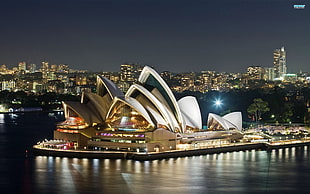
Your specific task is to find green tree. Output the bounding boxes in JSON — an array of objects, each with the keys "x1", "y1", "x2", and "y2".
[{"x1": 247, "y1": 98, "x2": 270, "y2": 123}]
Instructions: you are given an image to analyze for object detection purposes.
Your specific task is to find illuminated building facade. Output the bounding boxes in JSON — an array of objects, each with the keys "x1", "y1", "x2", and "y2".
[
  {"x1": 247, "y1": 66, "x2": 264, "y2": 80},
  {"x1": 55, "y1": 66, "x2": 242, "y2": 152},
  {"x1": 273, "y1": 46, "x2": 287, "y2": 79},
  {"x1": 118, "y1": 64, "x2": 143, "y2": 92},
  {"x1": 1, "y1": 80, "x2": 16, "y2": 91},
  {"x1": 18, "y1": 61, "x2": 26, "y2": 71},
  {"x1": 264, "y1": 67, "x2": 274, "y2": 81},
  {"x1": 28, "y1": 63, "x2": 36, "y2": 73},
  {"x1": 120, "y1": 64, "x2": 135, "y2": 82}
]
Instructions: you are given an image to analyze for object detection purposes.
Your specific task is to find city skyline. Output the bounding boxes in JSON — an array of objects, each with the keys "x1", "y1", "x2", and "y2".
[{"x1": 0, "y1": 0, "x2": 309, "y2": 73}]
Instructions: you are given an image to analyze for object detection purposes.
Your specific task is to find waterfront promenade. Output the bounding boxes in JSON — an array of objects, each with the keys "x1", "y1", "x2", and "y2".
[{"x1": 32, "y1": 138, "x2": 310, "y2": 161}]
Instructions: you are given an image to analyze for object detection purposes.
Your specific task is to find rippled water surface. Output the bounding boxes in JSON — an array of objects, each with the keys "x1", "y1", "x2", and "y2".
[{"x1": 0, "y1": 113, "x2": 309, "y2": 193}]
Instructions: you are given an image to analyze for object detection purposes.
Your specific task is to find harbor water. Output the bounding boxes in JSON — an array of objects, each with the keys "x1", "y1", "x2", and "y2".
[{"x1": 0, "y1": 112, "x2": 309, "y2": 193}]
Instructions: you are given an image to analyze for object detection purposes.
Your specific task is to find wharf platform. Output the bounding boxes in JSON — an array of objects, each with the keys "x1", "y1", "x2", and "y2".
[{"x1": 32, "y1": 140, "x2": 310, "y2": 161}]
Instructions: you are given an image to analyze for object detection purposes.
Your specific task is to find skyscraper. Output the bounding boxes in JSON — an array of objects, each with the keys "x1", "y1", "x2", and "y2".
[
  {"x1": 18, "y1": 61, "x2": 26, "y2": 71},
  {"x1": 273, "y1": 46, "x2": 287, "y2": 79}
]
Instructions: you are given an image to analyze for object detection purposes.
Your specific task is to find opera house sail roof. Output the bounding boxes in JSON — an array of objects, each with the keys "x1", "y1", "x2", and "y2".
[
  {"x1": 207, "y1": 112, "x2": 242, "y2": 131},
  {"x1": 60, "y1": 66, "x2": 203, "y2": 133}
]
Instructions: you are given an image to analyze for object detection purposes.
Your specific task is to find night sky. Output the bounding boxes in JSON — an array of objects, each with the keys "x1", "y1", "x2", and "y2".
[{"x1": 0, "y1": 0, "x2": 309, "y2": 73}]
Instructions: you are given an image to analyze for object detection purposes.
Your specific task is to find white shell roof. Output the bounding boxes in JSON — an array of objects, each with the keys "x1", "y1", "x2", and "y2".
[
  {"x1": 138, "y1": 66, "x2": 184, "y2": 132},
  {"x1": 207, "y1": 112, "x2": 242, "y2": 131},
  {"x1": 126, "y1": 84, "x2": 180, "y2": 132},
  {"x1": 178, "y1": 96, "x2": 202, "y2": 129},
  {"x1": 81, "y1": 92, "x2": 111, "y2": 121},
  {"x1": 223, "y1": 112, "x2": 242, "y2": 131},
  {"x1": 63, "y1": 101, "x2": 102, "y2": 124},
  {"x1": 97, "y1": 75, "x2": 123, "y2": 98}
]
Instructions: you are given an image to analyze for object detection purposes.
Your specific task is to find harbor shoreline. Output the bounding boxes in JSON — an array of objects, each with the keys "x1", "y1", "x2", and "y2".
[{"x1": 32, "y1": 140, "x2": 310, "y2": 161}]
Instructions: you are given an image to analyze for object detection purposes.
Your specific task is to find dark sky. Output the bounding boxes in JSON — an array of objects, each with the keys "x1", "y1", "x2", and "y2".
[{"x1": 0, "y1": 0, "x2": 309, "y2": 73}]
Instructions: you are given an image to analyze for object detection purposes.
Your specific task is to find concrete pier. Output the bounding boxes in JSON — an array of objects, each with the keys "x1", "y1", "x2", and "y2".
[{"x1": 32, "y1": 140, "x2": 310, "y2": 161}]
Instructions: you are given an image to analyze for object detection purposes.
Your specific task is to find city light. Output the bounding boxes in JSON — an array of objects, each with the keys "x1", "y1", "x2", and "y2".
[{"x1": 214, "y1": 99, "x2": 223, "y2": 107}]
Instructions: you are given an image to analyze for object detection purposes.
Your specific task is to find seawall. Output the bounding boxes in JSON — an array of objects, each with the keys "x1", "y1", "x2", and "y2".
[
  {"x1": 32, "y1": 146, "x2": 127, "y2": 159},
  {"x1": 129, "y1": 143, "x2": 266, "y2": 160},
  {"x1": 32, "y1": 140, "x2": 310, "y2": 161}
]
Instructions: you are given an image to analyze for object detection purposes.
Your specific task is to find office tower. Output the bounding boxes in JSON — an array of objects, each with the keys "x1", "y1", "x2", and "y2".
[{"x1": 273, "y1": 46, "x2": 287, "y2": 79}]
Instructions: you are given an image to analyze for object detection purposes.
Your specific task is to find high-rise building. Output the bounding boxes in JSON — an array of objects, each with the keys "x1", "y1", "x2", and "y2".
[
  {"x1": 201, "y1": 71, "x2": 215, "y2": 91},
  {"x1": 247, "y1": 66, "x2": 264, "y2": 80},
  {"x1": 273, "y1": 46, "x2": 287, "y2": 79},
  {"x1": 41, "y1": 61, "x2": 49, "y2": 80},
  {"x1": 120, "y1": 64, "x2": 134, "y2": 82},
  {"x1": 264, "y1": 67, "x2": 275, "y2": 81},
  {"x1": 28, "y1": 63, "x2": 36, "y2": 73},
  {"x1": 119, "y1": 64, "x2": 143, "y2": 92},
  {"x1": 18, "y1": 61, "x2": 27, "y2": 71}
]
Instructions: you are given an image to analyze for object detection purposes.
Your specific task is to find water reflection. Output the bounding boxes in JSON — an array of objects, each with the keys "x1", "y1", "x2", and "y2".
[
  {"x1": 27, "y1": 147, "x2": 310, "y2": 193},
  {"x1": 0, "y1": 113, "x2": 4, "y2": 124},
  {"x1": 1, "y1": 112, "x2": 308, "y2": 193},
  {"x1": 0, "y1": 114, "x2": 6, "y2": 134}
]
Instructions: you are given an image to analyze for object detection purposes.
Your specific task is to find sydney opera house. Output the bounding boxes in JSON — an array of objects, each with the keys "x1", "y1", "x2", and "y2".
[{"x1": 54, "y1": 66, "x2": 243, "y2": 152}]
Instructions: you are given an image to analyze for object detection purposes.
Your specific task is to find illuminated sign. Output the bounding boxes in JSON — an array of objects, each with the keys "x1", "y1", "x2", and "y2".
[{"x1": 294, "y1": 5, "x2": 306, "y2": 9}]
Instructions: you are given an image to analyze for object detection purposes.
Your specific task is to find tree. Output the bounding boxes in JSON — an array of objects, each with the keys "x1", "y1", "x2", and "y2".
[{"x1": 247, "y1": 98, "x2": 270, "y2": 123}]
